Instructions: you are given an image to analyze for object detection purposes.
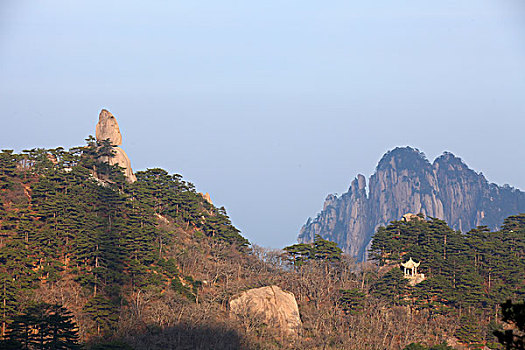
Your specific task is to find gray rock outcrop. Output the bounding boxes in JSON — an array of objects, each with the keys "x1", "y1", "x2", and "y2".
[
  {"x1": 95, "y1": 109, "x2": 136, "y2": 183},
  {"x1": 229, "y1": 285, "x2": 301, "y2": 336},
  {"x1": 299, "y1": 147, "x2": 525, "y2": 261}
]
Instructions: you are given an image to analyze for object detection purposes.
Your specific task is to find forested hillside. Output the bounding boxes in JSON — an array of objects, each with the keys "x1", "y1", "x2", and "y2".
[
  {"x1": 368, "y1": 215, "x2": 525, "y2": 348},
  {"x1": 0, "y1": 140, "x2": 523, "y2": 350},
  {"x1": 0, "y1": 141, "x2": 248, "y2": 348},
  {"x1": 283, "y1": 214, "x2": 524, "y2": 350},
  {"x1": 370, "y1": 215, "x2": 525, "y2": 311}
]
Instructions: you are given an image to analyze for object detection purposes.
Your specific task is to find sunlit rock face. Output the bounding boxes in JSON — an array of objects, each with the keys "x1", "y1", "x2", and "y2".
[
  {"x1": 95, "y1": 109, "x2": 136, "y2": 183},
  {"x1": 299, "y1": 147, "x2": 525, "y2": 262},
  {"x1": 229, "y1": 285, "x2": 302, "y2": 336},
  {"x1": 200, "y1": 192, "x2": 213, "y2": 205},
  {"x1": 96, "y1": 109, "x2": 122, "y2": 146}
]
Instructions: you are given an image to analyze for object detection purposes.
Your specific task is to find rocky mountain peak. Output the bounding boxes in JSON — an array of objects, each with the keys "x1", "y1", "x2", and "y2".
[
  {"x1": 356, "y1": 174, "x2": 366, "y2": 191},
  {"x1": 376, "y1": 146, "x2": 430, "y2": 172},
  {"x1": 323, "y1": 194, "x2": 338, "y2": 210},
  {"x1": 433, "y1": 151, "x2": 473, "y2": 173},
  {"x1": 299, "y1": 147, "x2": 525, "y2": 261}
]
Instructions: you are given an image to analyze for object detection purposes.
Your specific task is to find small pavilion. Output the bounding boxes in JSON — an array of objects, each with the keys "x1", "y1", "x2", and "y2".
[
  {"x1": 400, "y1": 258, "x2": 425, "y2": 285},
  {"x1": 401, "y1": 257, "x2": 420, "y2": 277}
]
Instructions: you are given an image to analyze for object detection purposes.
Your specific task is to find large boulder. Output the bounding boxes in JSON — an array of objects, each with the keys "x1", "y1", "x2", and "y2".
[
  {"x1": 95, "y1": 109, "x2": 136, "y2": 183},
  {"x1": 229, "y1": 285, "x2": 301, "y2": 336}
]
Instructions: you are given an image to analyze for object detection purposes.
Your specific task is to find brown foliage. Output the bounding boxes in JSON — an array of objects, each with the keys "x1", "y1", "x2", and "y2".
[{"x1": 26, "y1": 227, "x2": 457, "y2": 349}]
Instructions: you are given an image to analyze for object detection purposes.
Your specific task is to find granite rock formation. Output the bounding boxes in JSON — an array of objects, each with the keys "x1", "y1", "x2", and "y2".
[
  {"x1": 200, "y1": 192, "x2": 213, "y2": 205},
  {"x1": 299, "y1": 147, "x2": 525, "y2": 261},
  {"x1": 96, "y1": 109, "x2": 123, "y2": 146},
  {"x1": 229, "y1": 285, "x2": 301, "y2": 336},
  {"x1": 95, "y1": 109, "x2": 137, "y2": 183}
]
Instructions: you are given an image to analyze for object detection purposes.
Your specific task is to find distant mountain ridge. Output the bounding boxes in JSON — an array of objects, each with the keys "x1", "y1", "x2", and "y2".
[{"x1": 298, "y1": 147, "x2": 525, "y2": 261}]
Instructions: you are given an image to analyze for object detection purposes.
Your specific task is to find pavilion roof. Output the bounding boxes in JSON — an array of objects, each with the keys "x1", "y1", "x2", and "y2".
[{"x1": 401, "y1": 257, "x2": 420, "y2": 269}]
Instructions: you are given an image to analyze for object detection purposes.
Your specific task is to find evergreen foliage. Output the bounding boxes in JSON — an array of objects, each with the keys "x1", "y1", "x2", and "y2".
[
  {"x1": 369, "y1": 216, "x2": 525, "y2": 312},
  {"x1": 339, "y1": 288, "x2": 366, "y2": 314},
  {"x1": 494, "y1": 299, "x2": 525, "y2": 350},
  {"x1": 371, "y1": 268, "x2": 409, "y2": 306},
  {"x1": 4, "y1": 302, "x2": 80, "y2": 349},
  {"x1": 130, "y1": 168, "x2": 248, "y2": 247},
  {"x1": 455, "y1": 314, "x2": 483, "y2": 346},
  {"x1": 0, "y1": 140, "x2": 249, "y2": 343},
  {"x1": 283, "y1": 234, "x2": 343, "y2": 267},
  {"x1": 1, "y1": 137, "x2": 523, "y2": 349},
  {"x1": 282, "y1": 243, "x2": 313, "y2": 266}
]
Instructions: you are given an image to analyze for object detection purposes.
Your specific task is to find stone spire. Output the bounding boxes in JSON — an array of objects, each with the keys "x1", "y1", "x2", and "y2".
[
  {"x1": 96, "y1": 109, "x2": 122, "y2": 146},
  {"x1": 95, "y1": 109, "x2": 136, "y2": 183}
]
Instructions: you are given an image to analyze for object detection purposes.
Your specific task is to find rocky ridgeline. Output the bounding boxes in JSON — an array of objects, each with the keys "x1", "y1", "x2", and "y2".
[{"x1": 298, "y1": 147, "x2": 525, "y2": 261}]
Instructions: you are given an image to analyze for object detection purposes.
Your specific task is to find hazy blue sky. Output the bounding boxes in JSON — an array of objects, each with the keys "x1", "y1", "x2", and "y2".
[{"x1": 1, "y1": 1, "x2": 524, "y2": 248}]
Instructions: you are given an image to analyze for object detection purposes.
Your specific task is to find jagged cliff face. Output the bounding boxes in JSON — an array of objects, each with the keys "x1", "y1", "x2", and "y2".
[{"x1": 298, "y1": 147, "x2": 525, "y2": 261}]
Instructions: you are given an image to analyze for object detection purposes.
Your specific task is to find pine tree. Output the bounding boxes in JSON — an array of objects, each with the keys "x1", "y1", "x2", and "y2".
[
  {"x1": 494, "y1": 299, "x2": 525, "y2": 350},
  {"x1": 45, "y1": 304, "x2": 81, "y2": 350},
  {"x1": 371, "y1": 268, "x2": 410, "y2": 306},
  {"x1": 83, "y1": 295, "x2": 120, "y2": 336},
  {"x1": 313, "y1": 234, "x2": 343, "y2": 262},
  {"x1": 0, "y1": 150, "x2": 18, "y2": 190},
  {"x1": 283, "y1": 243, "x2": 313, "y2": 267},
  {"x1": 339, "y1": 288, "x2": 366, "y2": 314},
  {"x1": 6, "y1": 303, "x2": 80, "y2": 349},
  {"x1": 454, "y1": 314, "x2": 483, "y2": 347},
  {"x1": 283, "y1": 235, "x2": 342, "y2": 267}
]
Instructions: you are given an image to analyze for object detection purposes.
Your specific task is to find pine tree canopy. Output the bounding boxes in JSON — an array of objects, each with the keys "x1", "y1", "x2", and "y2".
[{"x1": 0, "y1": 142, "x2": 250, "y2": 343}]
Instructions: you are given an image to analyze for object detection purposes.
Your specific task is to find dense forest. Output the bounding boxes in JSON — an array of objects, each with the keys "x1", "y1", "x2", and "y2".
[
  {"x1": 368, "y1": 215, "x2": 525, "y2": 349},
  {"x1": 370, "y1": 215, "x2": 524, "y2": 312},
  {"x1": 0, "y1": 139, "x2": 523, "y2": 349}
]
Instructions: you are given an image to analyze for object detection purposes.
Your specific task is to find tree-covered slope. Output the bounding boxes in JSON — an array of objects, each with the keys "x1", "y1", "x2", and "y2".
[
  {"x1": 282, "y1": 214, "x2": 525, "y2": 350},
  {"x1": 0, "y1": 140, "x2": 523, "y2": 350},
  {"x1": 370, "y1": 215, "x2": 525, "y2": 311},
  {"x1": 0, "y1": 140, "x2": 248, "y2": 346}
]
